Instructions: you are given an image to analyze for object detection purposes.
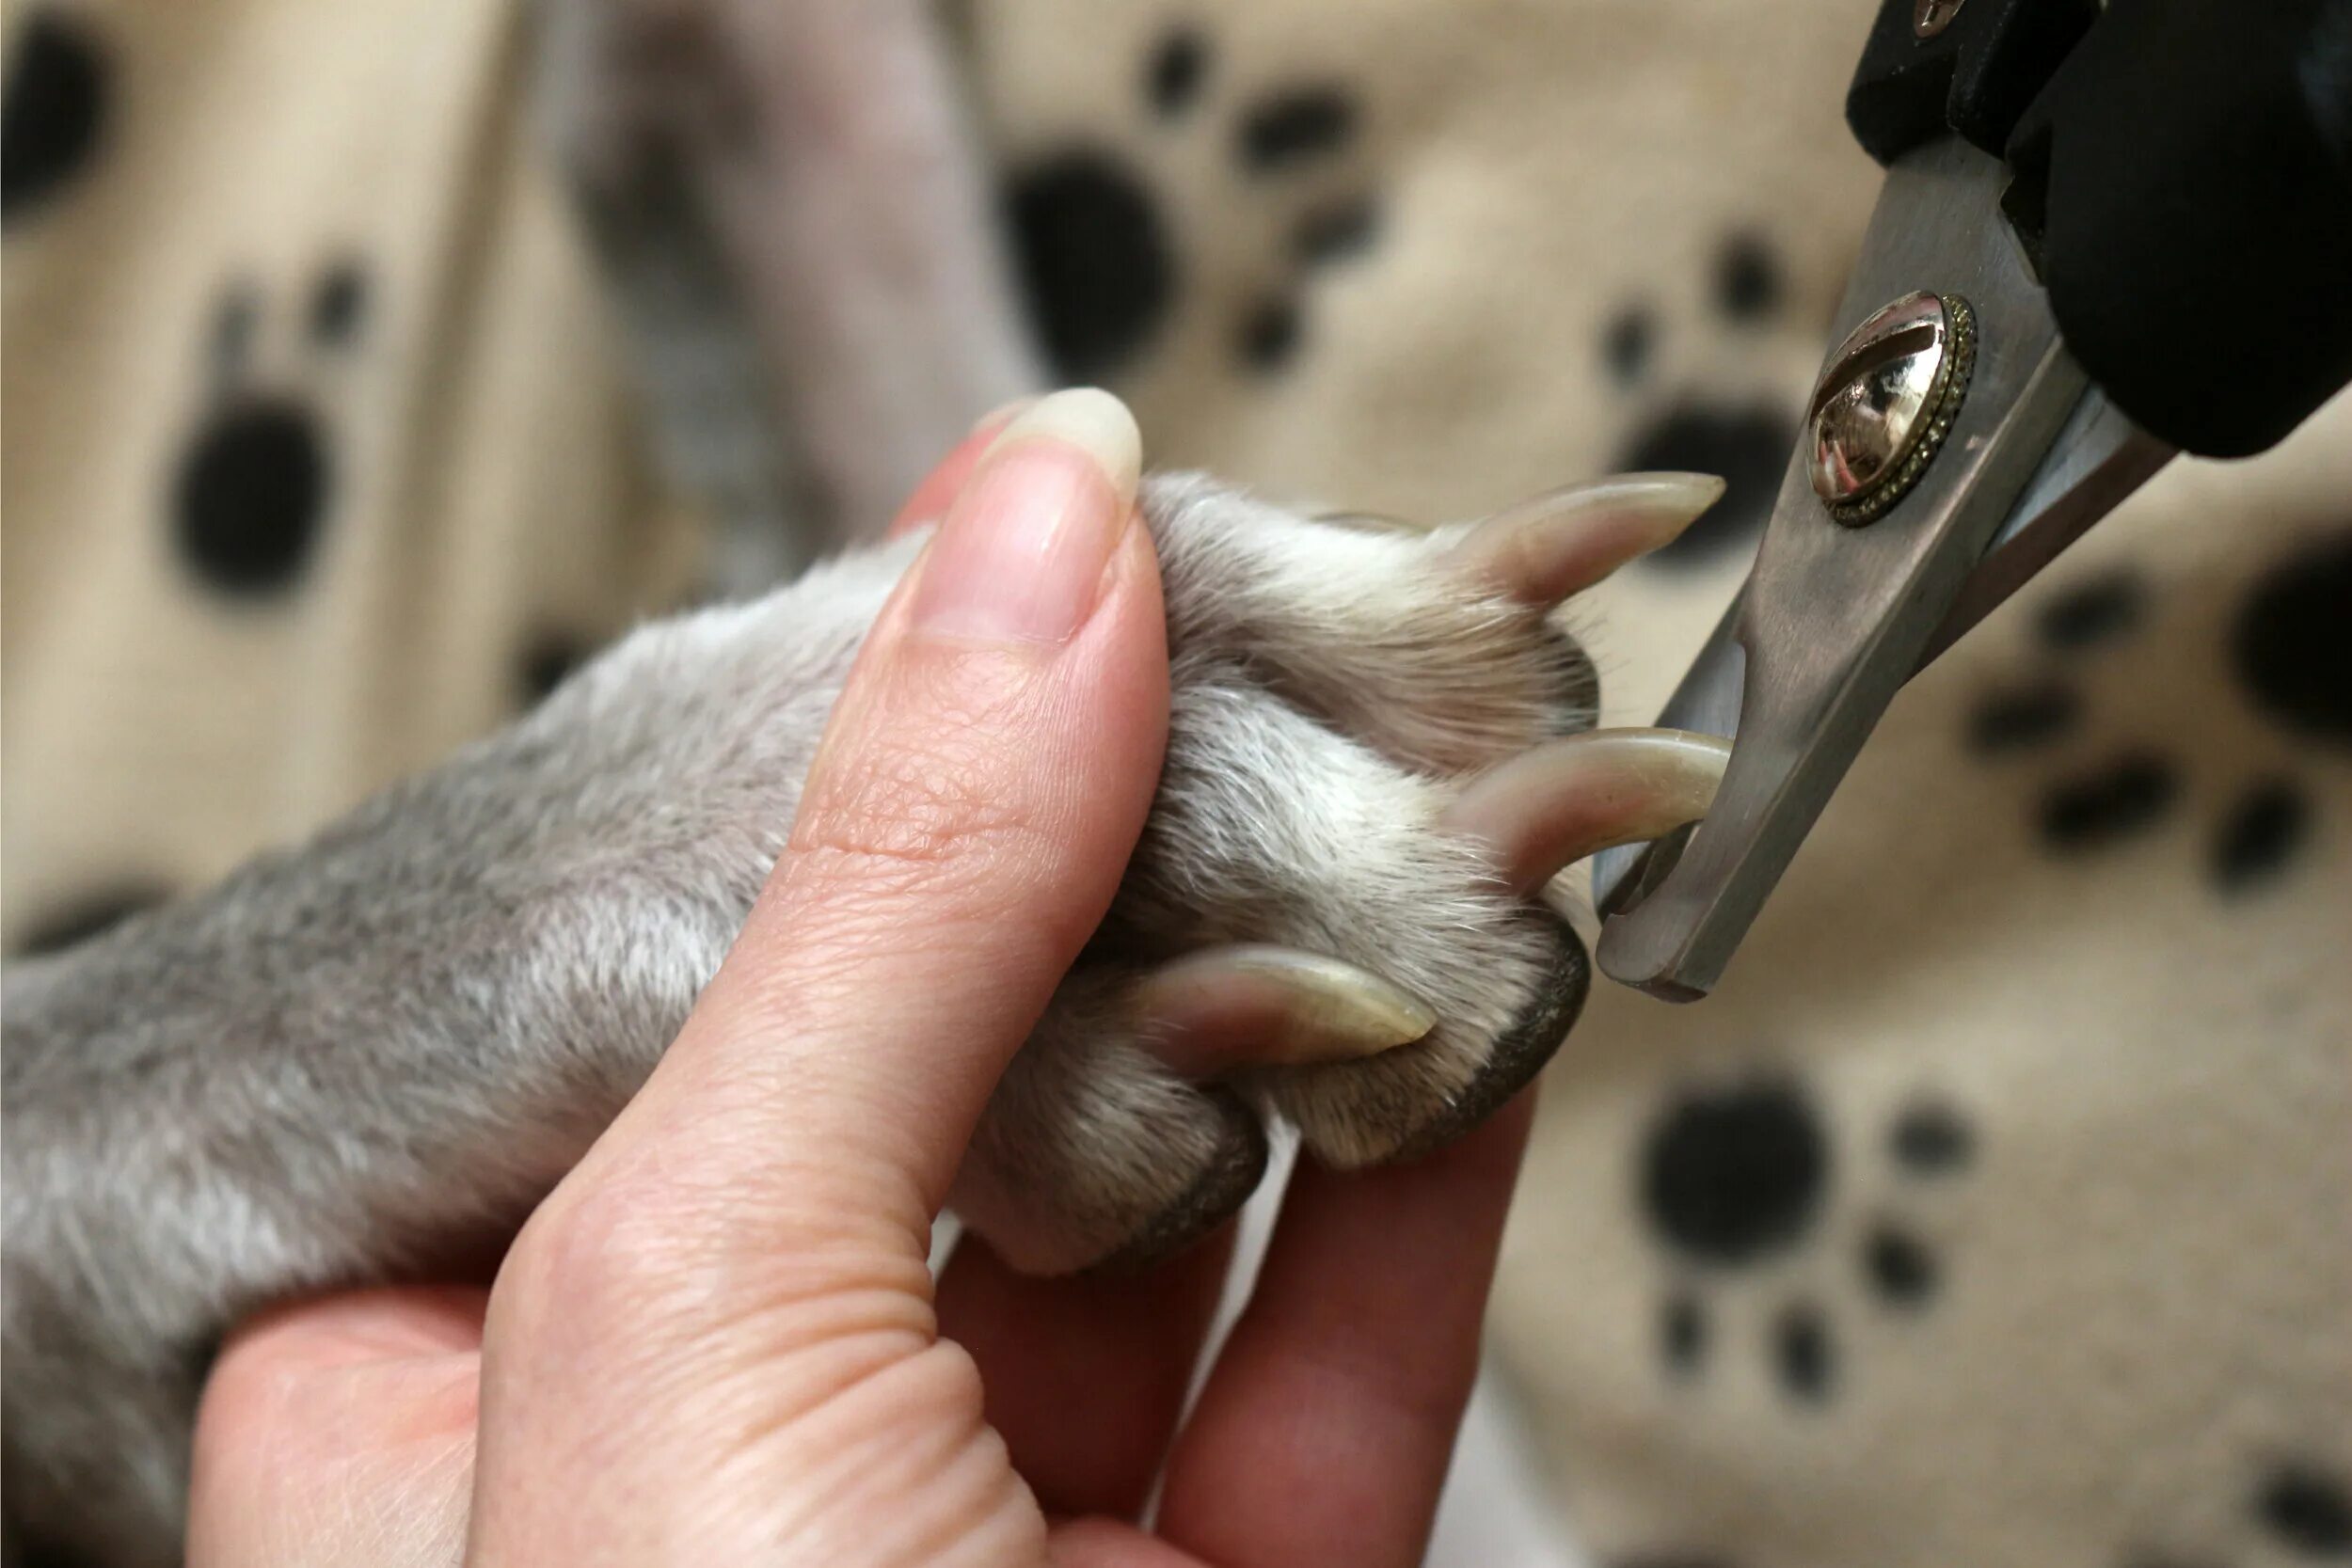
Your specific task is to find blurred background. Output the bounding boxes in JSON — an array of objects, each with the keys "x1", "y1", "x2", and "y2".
[{"x1": 5, "y1": 2, "x2": 2347, "y2": 1564}]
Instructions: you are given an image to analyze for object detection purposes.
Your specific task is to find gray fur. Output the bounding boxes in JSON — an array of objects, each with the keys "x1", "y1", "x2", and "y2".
[{"x1": 2, "y1": 477, "x2": 1594, "y2": 1565}]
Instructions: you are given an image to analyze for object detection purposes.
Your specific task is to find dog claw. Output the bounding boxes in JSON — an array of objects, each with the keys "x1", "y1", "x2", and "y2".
[
  {"x1": 1442, "y1": 727, "x2": 1730, "y2": 895},
  {"x1": 1131, "y1": 945, "x2": 1437, "y2": 1077},
  {"x1": 1444, "y1": 472, "x2": 1726, "y2": 605}
]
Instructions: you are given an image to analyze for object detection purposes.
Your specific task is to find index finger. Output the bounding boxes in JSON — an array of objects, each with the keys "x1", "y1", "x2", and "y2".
[{"x1": 1152, "y1": 1093, "x2": 1539, "y2": 1568}]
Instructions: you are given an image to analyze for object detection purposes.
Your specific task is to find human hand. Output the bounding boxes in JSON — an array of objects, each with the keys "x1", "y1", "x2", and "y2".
[{"x1": 188, "y1": 390, "x2": 1534, "y2": 1568}]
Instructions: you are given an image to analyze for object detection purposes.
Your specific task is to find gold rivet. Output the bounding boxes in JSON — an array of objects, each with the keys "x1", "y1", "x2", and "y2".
[{"x1": 1806, "y1": 292, "x2": 1974, "y2": 527}]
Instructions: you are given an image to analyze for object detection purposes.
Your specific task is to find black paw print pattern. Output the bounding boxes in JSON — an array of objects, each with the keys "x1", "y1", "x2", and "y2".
[
  {"x1": 1004, "y1": 23, "x2": 1377, "y2": 382},
  {"x1": 1601, "y1": 1463, "x2": 2352, "y2": 1568},
  {"x1": 1966, "y1": 528, "x2": 2352, "y2": 895},
  {"x1": 173, "y1": 259, "x2": 371, "y2": 598},
  {"x1": 1639, "y1": 1074, "x2": 1974, "y2": 1405},
  {"x1": 2250, "y1": 1465, "x2": 2352, "y2": 1560},
  {"x1": 1608, "y1": 232, "x2": 1804, "y2": 571},
  {"x1": 1, "y1": 7, "x2": 111, "y2": 227},
  {"x1": 2127, "y1": 1461, "x2": 2352, "y2": 1567},
  {"x1": 6, "y1": 260, "x2": 377, "y2": 957}
]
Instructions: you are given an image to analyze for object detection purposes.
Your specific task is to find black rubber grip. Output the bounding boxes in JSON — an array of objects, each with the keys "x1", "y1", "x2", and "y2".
[
  {"x1": 1846, "y1": 0, "x2": 2096, "y2": 164},
  {"x1": 2008, "y1": 0, "x2": 2352, "y2": 456}
]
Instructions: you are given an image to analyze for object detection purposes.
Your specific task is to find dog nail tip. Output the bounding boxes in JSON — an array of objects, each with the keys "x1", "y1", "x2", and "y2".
[
  {"x1": 1442, "y1": 727, "x2": 1730, "y2": 895},
  {"x1": 1134, "y1": 946, "x2": 1435, "y2": 1075},
  {"x1": 1447, "y1": 474, "x2": 1733, "y2": 604}
]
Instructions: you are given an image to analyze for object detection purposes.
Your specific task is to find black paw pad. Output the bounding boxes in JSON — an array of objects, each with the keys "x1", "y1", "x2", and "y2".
[
  {"x1": 1007, "y1": 33, "x2": 1380, "y2": 382},
  {"x1": 1772, "y1": 1301, "x2": 1835, "y2": 1402},
  {"x1": 1606, "y1": 228, "x2": 1805, "y2": 573},
  {"x1": 1645, "y1": 1080, "x2": 1974, "y2": 1404},
  {"x1": 2232, "y1": 528, "x2": 2352, "y2": 747},
  {"x1": 2211, "y1": 777, "x2": 2312, "y2": 895},
  {"x1": 1145, "y1": 25, "x2": 1210, "y2": 119},
  {"x1": 2257, "y1": 1465, "x2": 2352, "y2": 1557},
  {"x1": 1235, "y1": 293, "x2": 1303, "y2": 372},
  {"x1": 308, "y1": 258, "x2": 371, "y2": 346},
  {"x1": 1292, "y1": 194, "x2": 1379, "y2": 267},
  {"x1": 2036, "y1": 569, "x2": 2144, "y2": 651},
  {"x1": 1968, "y1": 549, "x2": 2331, "y2": 896},
  {"x1": 1712, "y1": 232, "x2": 1783, "y2": 322},
  {"x1": 1093, "y1": 1088, "x2": 1268, "y2": 1275},
  {"x1": 171, "y1": 261, "x2": 370, "y2": 598},
  {"x1": 2037, "y1": 751, "x2": 2179, "y2": 853},
  {"x1": 1235, "y1": 84, "x2": 1358, "y2": 173},
  {"x1": 2130, "y1": 1460, "x2": 2352, "y2": 1567},
  {"x1": 1861, "y1": 1224, "x2": 1937, "y2": 1307},
  {"x1": 1613, "y1": 404, "x2": 1794, "y2": 570},
  {"x1": 1005, "y1": 150, "x2": 1175, "y2": 384},
  {"x1": 173, "y1": 398, "x2": 331, "y2": 595},
  {"x1": 1660, "y1": 1291, "x2": 1708, "y2": 1377},
  {"x1": 1889, "y1": 1099, "x2": 1975, "y2": 1175},
  {"x1": 1644, "y1": 1077, "x2": 1826, "y2": 1266},
  {"x1": 1968, "y1": 678, "x2": 2083, "y2": 754},
  {"x1": 1386, "y1": 908, "x2": 1590, "y2": 1165},
  {"x1": 1602, "y1": 305, "x2": 1657, "y2": 388},
  {"x1": 1, "y1": 9, "x2": 110, "y2": 225}
]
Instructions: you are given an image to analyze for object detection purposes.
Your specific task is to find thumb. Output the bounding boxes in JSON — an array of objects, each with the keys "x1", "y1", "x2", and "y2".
[{"x1": 469, "y1": 389, "x2": 1167, "y2": 1563}]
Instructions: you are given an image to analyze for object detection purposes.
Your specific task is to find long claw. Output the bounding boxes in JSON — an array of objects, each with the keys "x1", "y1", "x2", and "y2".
[
  {"x1": 1443, "y1": 472, "x2": 1726, "y2": 605},
  {"x1": 1130, "y1": 946, "x2": 1437, "y2": 1077},
  {"x1": 1442, "y1": 727, "x2": 1731, "y2": 895}
]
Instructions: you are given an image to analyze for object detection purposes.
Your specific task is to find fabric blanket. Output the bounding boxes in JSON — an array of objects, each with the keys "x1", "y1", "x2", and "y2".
[{"x1": 6, "y1": 3, "x2": 2345, "y2": 1563}]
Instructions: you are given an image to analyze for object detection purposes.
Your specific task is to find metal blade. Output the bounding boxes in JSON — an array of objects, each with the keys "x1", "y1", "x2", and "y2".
[{"x1": 1593, "y1": 135, "x2": 2090, "y2": 1001}]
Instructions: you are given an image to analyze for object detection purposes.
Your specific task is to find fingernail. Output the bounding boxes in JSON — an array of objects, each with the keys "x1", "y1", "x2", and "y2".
[
  {"x1": 911, "y1": 388, "x2": 1142, "y2": 645},
  {"x1": 1133, "y1": 945, "x2": 1437, "y2": 1076},
  {"x1": 968, "y1": 395, "x2": 1039, "y2": 435}
]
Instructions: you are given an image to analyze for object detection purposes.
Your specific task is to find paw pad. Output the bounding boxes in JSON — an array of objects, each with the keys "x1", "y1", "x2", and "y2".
[
  {"x1": 2256, "y1": 1465, "x2": 2352, "y2": 1557},
  {"x1": 1003, "y1": 25, "x2": 1378, "y2": 380},
  {"x1": 1606, "y1": 230, "x2": 1804, "y2": 572},
  {"x1": 172, "y1": 260, "x2": 371, "y2": 597},
  {"x1": 0, "y1": 8, "x2": 111, "y2": 225},
  {"x1": 2124, "y1": 1459, "x2": 2352, "y2": 1566},
  {"x1": 2232, "y1": 530, "x2": 2352, "y2": 746},
  {"x1": 1968, "y1": 539, "x2": 2347, "y2": 897},
  {"x1": 1004, "y1": 150, "x2": 1174, "y2": 384},
  {"x1": 1641, "y1": 1075, "x2": 1974, "y2": 1406}
]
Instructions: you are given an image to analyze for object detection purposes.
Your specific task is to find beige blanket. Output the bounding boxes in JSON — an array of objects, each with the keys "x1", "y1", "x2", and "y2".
[{"x1": 7, "y1": 3, "x2": 2346, "y2": 1563}]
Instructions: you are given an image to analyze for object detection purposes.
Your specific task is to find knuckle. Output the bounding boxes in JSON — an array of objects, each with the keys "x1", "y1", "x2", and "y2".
[
  {"x1": 498, "y1": 1155, "x2": 923, "y2": 1345},
  {"x1": 493, "y1": 1161, "x2": 949, "y2": 1419},
  {"x1": 496, "y1": 1172, "x2": 688, "y2": 1342}
]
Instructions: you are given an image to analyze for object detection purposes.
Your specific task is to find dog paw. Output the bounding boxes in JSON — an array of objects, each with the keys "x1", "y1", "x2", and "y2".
[{"x1": 953, "y1": 472, "x2": 1730, "y2": 1273}]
